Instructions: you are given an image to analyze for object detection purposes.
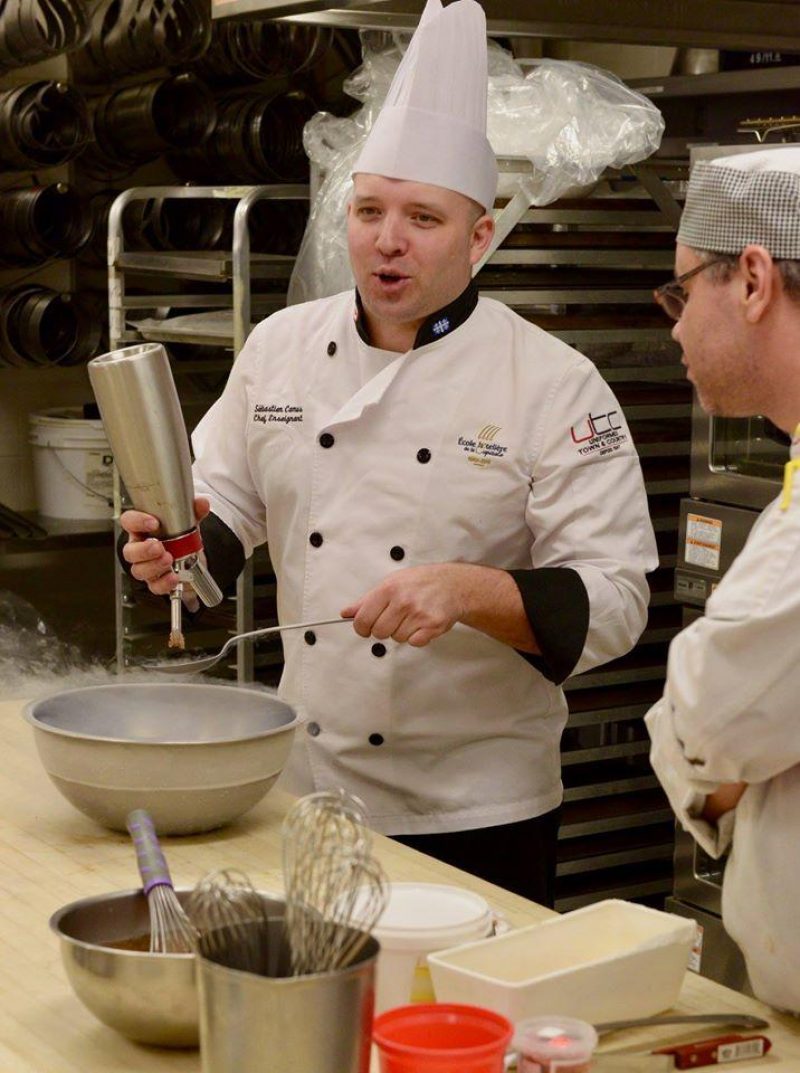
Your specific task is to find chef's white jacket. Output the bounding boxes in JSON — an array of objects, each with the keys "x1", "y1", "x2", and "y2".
[
  {"x1": 193, "y1": 287, "x2": 657, "y2": 834},
  {"x1": 646, "y1": 440, "x2": 800, "y2": 1014}
]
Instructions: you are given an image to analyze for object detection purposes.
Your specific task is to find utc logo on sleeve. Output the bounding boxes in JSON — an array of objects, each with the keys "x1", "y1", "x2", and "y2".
[{"x1": 570, "y1": 411, "x2": 628, "y2": 456}]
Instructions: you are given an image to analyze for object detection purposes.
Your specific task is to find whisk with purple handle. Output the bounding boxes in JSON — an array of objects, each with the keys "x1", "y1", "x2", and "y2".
[{"x1": 126, "y1": 808, "x2": 198, "y2": 954}]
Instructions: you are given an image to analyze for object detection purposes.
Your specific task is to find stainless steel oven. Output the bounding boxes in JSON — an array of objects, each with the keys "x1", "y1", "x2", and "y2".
[{"x1": 691, "y1": 400, "x2": 790, "y2": 512}]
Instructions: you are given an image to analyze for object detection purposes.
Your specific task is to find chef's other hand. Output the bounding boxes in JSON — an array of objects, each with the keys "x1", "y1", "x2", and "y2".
[
  {"x1": 341, "y1": 564, "x2": 465, "y2": 647},
  {"x1": 701, "y1": 781, "x2": 748, "y2": 823},
  {"x1": 120, "y1": 497, "x2": 210, "y2": 596}
]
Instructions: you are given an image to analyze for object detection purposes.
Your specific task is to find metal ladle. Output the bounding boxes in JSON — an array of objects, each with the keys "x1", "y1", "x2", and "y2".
[{"x1": 145, "y1": 617, "x2": 350, "y2": 675}]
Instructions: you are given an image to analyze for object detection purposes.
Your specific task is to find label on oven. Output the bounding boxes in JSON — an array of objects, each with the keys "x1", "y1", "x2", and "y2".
[{"x1": 685, "y1": 513, "x2": 722, "y2": 571}]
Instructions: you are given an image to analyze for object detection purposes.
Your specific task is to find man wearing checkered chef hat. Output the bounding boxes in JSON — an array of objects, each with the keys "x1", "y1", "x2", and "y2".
[
  {"x1": 646, "y1": 146, "x2": 800, "y2": 1015},
  {"x1": 121, "y1": 0, "x2": 658, "y2": 905}
]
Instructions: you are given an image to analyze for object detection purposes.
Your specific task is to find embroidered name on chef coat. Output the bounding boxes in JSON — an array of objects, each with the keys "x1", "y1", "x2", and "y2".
[
  {"x1": 253, "y1": 404, "x2": 304, "y2": 425},
  {"x1": 457, "y1": 424, "x2": 508, "y2": 468},
  {"x1": 570, "y1": 410, "x2": 628, "y2": 456}
]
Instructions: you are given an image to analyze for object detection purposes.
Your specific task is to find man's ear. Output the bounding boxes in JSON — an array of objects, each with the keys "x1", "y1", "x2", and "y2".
[
  {"x1": 469, "y1": 214, "x2": 495, "y2": 265},
  {"x1": 739, "y1": 244, "x2": 776, "y2": 324}
]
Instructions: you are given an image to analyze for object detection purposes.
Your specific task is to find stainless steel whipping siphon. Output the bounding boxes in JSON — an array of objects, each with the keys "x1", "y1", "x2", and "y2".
[{"x1": 88, "y1": 342, "x2": 223, "y2": 649}]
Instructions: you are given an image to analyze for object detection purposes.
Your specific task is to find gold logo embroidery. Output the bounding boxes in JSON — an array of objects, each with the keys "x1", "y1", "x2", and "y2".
[{"x1": 457, "y1": 425, "x2": 508, "y2": 468}]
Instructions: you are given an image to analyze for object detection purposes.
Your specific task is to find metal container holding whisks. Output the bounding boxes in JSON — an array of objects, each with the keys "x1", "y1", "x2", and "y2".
[
  {"x1": 88, "y1": 342, "x2": 222, "y2": 647},
  {"x1": 197, "y1": 919, "x2": 379, "y2": 1073}
]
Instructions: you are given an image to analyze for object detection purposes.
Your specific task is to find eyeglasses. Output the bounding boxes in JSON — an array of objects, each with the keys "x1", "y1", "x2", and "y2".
[{"x1": 653, "y1": 258, "x2": 730, "y2": 321}]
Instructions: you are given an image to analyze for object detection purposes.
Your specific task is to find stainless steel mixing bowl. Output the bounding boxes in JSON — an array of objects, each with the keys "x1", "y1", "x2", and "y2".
[
  {"x1": 25, "y1": 682, "x2": 298, "y2": 834},
  {"x1": 50, "y1": 887, "x2": 285, "y2": 1047}
]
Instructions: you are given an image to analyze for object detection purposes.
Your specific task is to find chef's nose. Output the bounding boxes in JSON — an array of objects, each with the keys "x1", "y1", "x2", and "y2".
[{"x1": 375, "y1": 212, "x2": 407, "y2": 256}]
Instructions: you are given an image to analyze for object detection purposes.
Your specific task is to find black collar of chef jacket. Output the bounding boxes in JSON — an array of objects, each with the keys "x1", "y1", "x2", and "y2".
[{"x1": 354, "y1": 280, "x2": 479, "y2": 350}]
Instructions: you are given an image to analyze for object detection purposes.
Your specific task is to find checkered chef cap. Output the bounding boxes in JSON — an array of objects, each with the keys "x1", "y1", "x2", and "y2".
[{"x1": 678, "y1": 147, "x2": 800, "y2": 259}]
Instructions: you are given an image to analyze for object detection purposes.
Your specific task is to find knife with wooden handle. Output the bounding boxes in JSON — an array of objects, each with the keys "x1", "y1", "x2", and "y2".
[{"x1": 592, "y1": 1032, "x2": 772, "y2": 1070}]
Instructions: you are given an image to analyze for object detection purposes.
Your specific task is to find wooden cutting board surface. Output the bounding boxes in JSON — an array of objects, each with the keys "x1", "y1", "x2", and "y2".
[{"x1": 1, "y1": 696, "x2": 798, "y2": 1073}]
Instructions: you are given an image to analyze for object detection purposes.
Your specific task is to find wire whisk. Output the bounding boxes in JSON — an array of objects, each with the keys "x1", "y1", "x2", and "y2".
[
  {"x1": 282, "y1": 789, "x2": 388, "y2": 976},
  {"x1": 187, "y1": 868, "x2": 270, "y2": 973},
  {"x1": 126, "y1": 808, "x2": 198, "y2": 954}
]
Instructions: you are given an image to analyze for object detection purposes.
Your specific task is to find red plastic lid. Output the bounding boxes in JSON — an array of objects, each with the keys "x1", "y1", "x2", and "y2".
[{"x1": 373, "y1": 1003, "x2": 513, "y2": 1060}]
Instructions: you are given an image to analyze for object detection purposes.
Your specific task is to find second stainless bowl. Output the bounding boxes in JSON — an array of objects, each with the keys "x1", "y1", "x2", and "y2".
[
  {"x1": 25, "y1": 681, "x2": 298, "y2": 834},
  {"x1": 50, "y1": 887, "x2": 285, "y2": 1047}
]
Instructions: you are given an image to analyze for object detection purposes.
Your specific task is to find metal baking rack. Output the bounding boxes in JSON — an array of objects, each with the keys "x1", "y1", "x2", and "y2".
[
  {"x1": 107, "y1": 184, "x2": 309, "y2": 682},
  {"x1": 475, "y1": 155, "x2": 690, "y2": 910}
]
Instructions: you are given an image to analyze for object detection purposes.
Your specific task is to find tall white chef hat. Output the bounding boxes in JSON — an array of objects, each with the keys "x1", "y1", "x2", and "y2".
[
  {"x1": 352, "y1": 0, "x2": 498, "y2": 212},
  {"x1": 678, "y1": 147, "x2": 800, "y2": 259}
]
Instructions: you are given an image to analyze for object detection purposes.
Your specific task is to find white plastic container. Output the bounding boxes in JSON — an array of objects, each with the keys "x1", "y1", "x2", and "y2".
[
  {"x1": 427, "y1": 899, "x2": 696, "y2": 1025},
  {"x1": 355, "y1": 883, "x2": 495, "y2": 1014},
  {"x1": 29, "y1": 408, "x2": 113, "y2": 520}
]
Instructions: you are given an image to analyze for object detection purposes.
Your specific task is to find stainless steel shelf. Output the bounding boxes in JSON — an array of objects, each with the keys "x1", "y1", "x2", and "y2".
[
  {"x1": 486, "y1": 249, "x2": 675, "y2": 269},
  {"x1": 278, "y1": 0, "x2": 800, "y2": 51},
  {"x1": 116, "y1": 250, "x2": 296, "y2": 282},
  {"x1": 479, "y1": 287, "x2": 658, "y2": 306},
  {"x1": 556, "y1": 874, "x2": 672, "y2": 912},
  {"x1": 0, "y1": 514, "x2": 114, "y2": 553},
  {"x1": 550, "y1": 328, "x2": 676, "y2": 346},
  {"x1": 558, "y1": 842, "x2": 673, "y2": 878},
  {"x1": 561, "y1": 791, "x2": 674, "y2": 839},
  {"x1": 563, "y1": 774, "x2": 661, "y2": 802},
  {"x1": 629, "y1": 63, "x2": 800, "y2": 101},
  {"x1": 562, "y1": 740, "x2": 651, "y2": 767},
  {"x1": 636, "y1": 439, "x2": 691, "y2": 458}
]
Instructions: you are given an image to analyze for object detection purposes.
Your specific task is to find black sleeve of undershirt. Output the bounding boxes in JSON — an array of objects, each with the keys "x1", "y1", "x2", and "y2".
[
  {"x1": 116, "y1": 512, "x2": 246, "y2": 595},
  {"x1": 507, "y1": 567, "x2": 590, "y2": 686}
]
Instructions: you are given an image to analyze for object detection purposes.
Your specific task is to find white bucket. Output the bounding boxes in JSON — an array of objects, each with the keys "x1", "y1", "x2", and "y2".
[
  {"x1": 359, "y1": 883, "x2": 495, "y2": 1014},
  {"x1": 28, "y1": 408, "x2": 113, "y2": 521}
]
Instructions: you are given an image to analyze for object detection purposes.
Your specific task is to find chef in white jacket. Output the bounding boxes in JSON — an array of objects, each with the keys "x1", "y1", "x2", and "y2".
[
  {"x1": 121, "y1": 0, "x2": 656, "y2": 905},
  {"x1": 646, "y1": 147, "x2": 800, "y2": 1013}
]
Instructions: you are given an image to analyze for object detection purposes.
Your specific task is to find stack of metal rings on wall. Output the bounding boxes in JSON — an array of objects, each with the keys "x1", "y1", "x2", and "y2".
[
  {"x1": 0, "y1": 185, "x2": 92, "y2": 267},
  {"x1": 0, "y1": 287, "x2": 102, "y2": 368},
  {"x1": 71, "y1": 0, "x2": 211, "y2": 82},
  {"x1": 169, "y1": 87, "x2": 316, "y2": 184},
  {"x1": 81, "y1": 192, "x2": 310, "y2": 265},
  {"x1": 192, "y1": 19, "x2": 332, "y2": 84},
  {"x1": 0, "y1": 0, "x2": 88, "y2": 70},
  {"x1": 80, "y1": 73, "x2": 216, "y2": 178},
  {"x1": 0, "y1": 81, "x2": 91, "y2": 169}
]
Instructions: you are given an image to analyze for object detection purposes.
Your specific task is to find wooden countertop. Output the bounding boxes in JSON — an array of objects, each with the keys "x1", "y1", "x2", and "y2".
[{"x1": 1, "y1": 695, "x2": 798, "y2": 1072}]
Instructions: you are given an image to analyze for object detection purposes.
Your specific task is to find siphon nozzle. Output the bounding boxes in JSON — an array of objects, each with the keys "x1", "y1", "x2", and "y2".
[{"x1": 169, "y1": 584, "x2": 185, "y2": 649}]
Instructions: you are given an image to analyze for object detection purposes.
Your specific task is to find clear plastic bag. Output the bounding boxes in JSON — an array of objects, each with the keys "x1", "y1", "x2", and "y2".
[
  {"x1": 488, "y1": 58, "x2": 665, "y2": 204},
  {"x1": 288, "y1": 37, "x2": 664, "y2": 304},
  {"x1": 288, "y1": 33, "x2": 402, "y2": 304}
]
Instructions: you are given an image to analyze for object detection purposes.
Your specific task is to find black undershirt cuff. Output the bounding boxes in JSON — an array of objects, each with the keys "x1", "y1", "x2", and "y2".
[{"x1": 508, "y1": 567, "x2": 590, "y2": 685}]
